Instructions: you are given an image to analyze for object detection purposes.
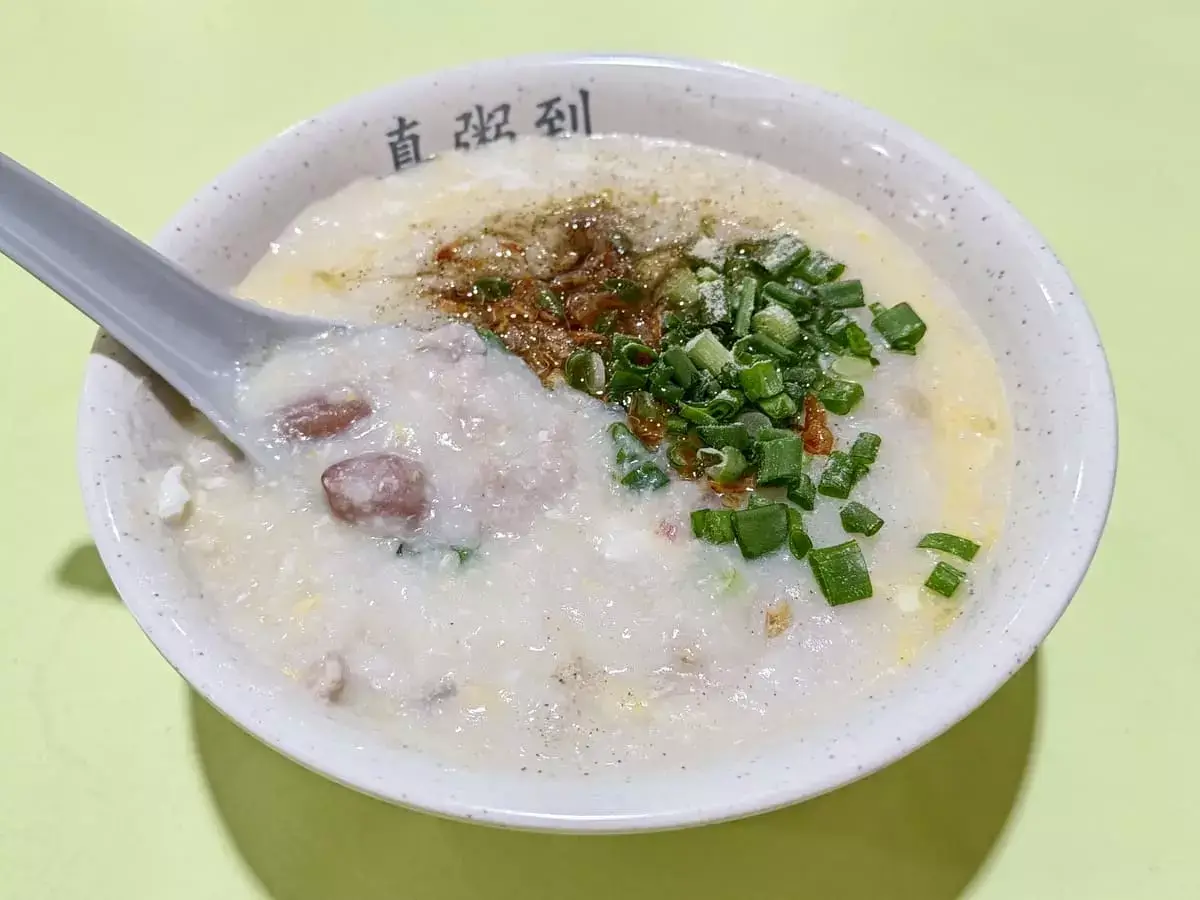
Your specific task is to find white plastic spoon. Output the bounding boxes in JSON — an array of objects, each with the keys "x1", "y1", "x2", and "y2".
[{"x1": 0, "y1": 151, "x2": 334, "y2": 462}]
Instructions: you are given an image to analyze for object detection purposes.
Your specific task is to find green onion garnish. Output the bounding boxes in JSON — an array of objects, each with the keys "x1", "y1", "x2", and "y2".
[
  {"x1": 661, "y1": 345, "x2": 699, "y2": 389},
  {"x1": 817, "y1": 378, "x2": 865, "y2": 415},
  {"x1": 696, "y1": 423, "x2": 753, "y2": 452},
  {"x1": 752, "y1": 304, "x2": 801, "y2": 347},
  {"x1": 849, "y1": 432, "x2": 882, "y2": 464},
  {"x1": 686, "y1": 329, "x2": 735, "y2": 375},
  {"x1": 917, "y1": 532, "x2": 981, "y2": 562},
  {"x1": 839, "y1": 501, "x2": 885, "y2": 537},
  {"x1": 691, "y1": 508, "x2": 736, "y2": 545},
  {"x1": 736, "y1": 410, "x2": 772, "y2": 437},
  {"x1": 697, "y1": 280, "x2": 730, "y2": 324},
  {"x1": 648, "y1": 366, "x2": 686, "y2": 404},
  {"x1": 787, "y1": 472, "x2": 817, "y2": 510},
  {"x1": 870, "y1": 302, "x2": 927, "y2": 352},
  {"x1": 655, "y1": 268, "x2": 700, "y2": 311},
  {"x1": 793, "y1": 250, "x2": 845, "y2": 284},
  {"x1": 731, "y1": 503, "x2": 789, "y2": 559},
  {"x1": 453, "y1": 546, "x2": 475, "y2": 564},
  {"x1": 818, "y1": 451, "x2": 863, "y2": 499},
  {"x1": 786, "y1": 507, "x2": 813, "y2": 560},
  {"x1": 536, "y1": 288, "x2": 565, "y2": 318},
  {"x1": 925, "y1": 561, "x2": 967, "y2": 597},
  {"x1": 621, "y1": 461, "x2": 670, "y2": 491},
  {"x1": 609, "y1": 422, "x2": 647, "y2": 465},
  {"x1": 564, "y1": 350, "x2": 605, "y2": 395},
  {"x1": 842, "y1": 322, "x2": 876, "y2": 361},
  {"x1": 814, "y1": 279, "x2": 865, "y2": 309},
  {"x1": 473, "y1": 276, "x2": 513, "y2": 299},
  {"x1": 757, "y1": 391, "x2": 797, "y2": 421},
  {"x1": 606, "y1": 368, "x2": 648, "y2": 400},
  {"x1": 616, "y1": 340, "x2": 658, "y2": 373},
  {"x1": 756, "y1": 435, "x2": 805, "y2": 486},
  {"x1": 700, "y1": 446, "x2": 749, "y2": 484},
  {"x1": 755, "y1": 426, "x2": 798, "y2": 443},
  {"x1": 666, "y1": 414, "x2": 689, "y2": 435},
  {"x1": 739, "y1": 359, "x2": 784, "y2": 402},
  {"x1": 752, "y1": 234, "x2": 810, "y2": 276},
  {"x1": 809, "y1": 540, "x2": 873, "y2": 605},
  {"x1": 739, "y1": 333, "x2": 800, "y2": 365},
  {"x1": 732, "y1": 276, "x2": 758, "y2": 338},
  {"x1": 594, "y1": 310, "x2": 618, "y2": 334},
  {"x1": 761, "y1": 281, "x2": 815, "y2": 315},
  {"x1": 603, "y1": 277, "x2": 644, "y2": 303}
]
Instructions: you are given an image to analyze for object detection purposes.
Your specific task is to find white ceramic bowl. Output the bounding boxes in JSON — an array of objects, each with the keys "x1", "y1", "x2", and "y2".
[{"x1": 77, "y1": 54, "x2": 1116, "y2": 832}]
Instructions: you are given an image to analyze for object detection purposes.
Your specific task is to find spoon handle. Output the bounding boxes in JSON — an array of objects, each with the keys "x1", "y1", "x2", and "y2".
[{"x1": 0, "y1": 152, "x2": 298, "y2": 427}]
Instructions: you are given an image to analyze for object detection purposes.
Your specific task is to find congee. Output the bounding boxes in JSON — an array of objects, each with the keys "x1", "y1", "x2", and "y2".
[{"x1": 158, "y1": 135, "x2": 1010, "y2": 772}]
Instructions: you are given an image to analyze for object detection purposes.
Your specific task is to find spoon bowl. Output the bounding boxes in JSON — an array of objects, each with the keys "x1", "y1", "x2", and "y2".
[{"x1": 0, "y1": 152, "x2": 333, "y2": 461}]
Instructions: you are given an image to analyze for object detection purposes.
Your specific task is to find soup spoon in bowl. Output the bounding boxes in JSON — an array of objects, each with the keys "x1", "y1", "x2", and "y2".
[{"x1": 0, "y1": 151, "x2": 335, "y2": 465}]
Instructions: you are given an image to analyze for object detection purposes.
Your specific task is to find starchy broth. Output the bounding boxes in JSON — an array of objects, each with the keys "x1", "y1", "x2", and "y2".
[{"x1": 161, "y1": 135, "x2": 1011, "y2": 773}]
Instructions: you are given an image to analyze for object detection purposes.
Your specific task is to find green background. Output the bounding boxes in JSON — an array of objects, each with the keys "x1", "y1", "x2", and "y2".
[{"x1": 1, "y1": 1, "x2": 1194, "y2": 897}]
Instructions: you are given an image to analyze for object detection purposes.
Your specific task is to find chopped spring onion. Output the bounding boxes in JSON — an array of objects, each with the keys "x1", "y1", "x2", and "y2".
[
  {"x1": 925, "y1": 561, "x2": 967, "y2": 597},
  {"x1": 818, "y1": 451, "x2": 864, "y2": 499},
  {"x1": 786, "y1": 507, "x2": 813, "y2": 560},
  {"x1": 737, "y1": 410, "x2": 772, "y2": 437},
  {"x1": 830, "y1": 355, "x2": 874, "y2": 381},
  {"x1": 756, "y1": 435, "x2": 805, "y2": 486},
  {"x1": 747, "y1": 493, "x2": 775, "y2": 509},
  {"x1": 818, "y1": 378, "x2": 865, "y2": 415},
  {"x1": 603, "y1": 277, "x2": 644, "y2": 303},
  {"x1": 731, "y1": 503, "x2": 789, "y2": 559},
  {"x1": 752, "y1": 305, "x2": 802, "y2": 347},
  {"x1": 678, "y1": 403, "x2": 717, "y2": 427},
  {"x1": 870, "y1": 302, "x2": 927, "y2": 351},
  {"x1": 842, "y1": 322, "x2": 876, "y2": 361},
  {"x1": 609, "y1": 422, "x2": 647, "y2": 466},
  {"x1": 696, "y1": 423, "x2": 753, "y2": 451},
  {"x1": 700, "y1": 445, "x2": 749, "y2": 484},
  {"x1": 615, "y1": 340, "x2": 658, "y2": 373},
  {"x1": 793, "y1": 250, "x2": 846, "y2": 284},
  {"x1": 655, "y1": 268, "x2": 700, "y2": 311},
  {"x1": 809, "y1": 540, "x2": 873, "y2": 605},
  {"x1": 666, "y1": 415, "x2": 690, "y2": 436},
  {"x1": 782, "y1": 363, "x2": 826, "y2": 395},
  {"x1": 697, "y1": 280, "x2": 730, "y2": 324},
  {"x1": 752, "y1": 234, "x2": 810, "y2": 275},
  {"x1": 738, "y1": 333, "x2": 800, "y2": 365},
  {"x1": 648, "y1": 365, "x2": 686, "y2": 404},
  {"x1": 473, "y1": 276, "x2": 513, "y2": 299},
  {"x1": 691, "y1": 508, "x2": 736, "y2": 545},
  {"x1": 564, "y1": 350, "x2": 605, "y2": 395},
  {"x1": 761, "y1": 281, "x2": 816, "y2": 314},
  {"x1": 536, "y1": 288, "x2": 565, "y2": 318},
  {"x1": 814, "y1": 279, "x2": 865, "y2": 309},
  {"x1": 849, "y1": 432, "x2": 882, "y2": 464},
  {"x1": 732, "y1": 276, "x2": 758, "y2": 338},
  {"x1": 756, "y1": 426, "x2": 798, "y2": 443},
  {"x1": 606, "y1": 368, "x2": 647, "y2": 399},
  {"x1": 667, "y1": 432, "x2": 704, "y2": 476},
  {"x1": 594, "y1": 310, "x2": 618, "y2": 334},
  {"x1": 787, "y1": 472, "x2": 817, "y2": 510},
  {"x1": 917, "y1": 532, "x2": 981, "y2": 562},
  {"x1": 475, "y1": 327, "x2": 508, "y2": 352},
  {"x1": 452, "y1": 546, "x2": 475, "y2": 564},
  {"x1": 621, "y1": 461, "x2": 671, "y2": 491},
  {"x1": 661, "y1": 345, "x2": 699, "y2": 389},
  {"x1": 840, "y1": 501, "x2": 885, "y2": 536},
  {"x1": 695, "y1": 265, "x2": 721, "y2": 282},
  {"x1": 757, "y1": 391, "x2": 798, "y2": 421},
  {"x1": 686, "y1": 329, "x2": 736, "y2": 375},
  {"x1": 739, "y1": 359, "x2": 784, "y2": 402}
]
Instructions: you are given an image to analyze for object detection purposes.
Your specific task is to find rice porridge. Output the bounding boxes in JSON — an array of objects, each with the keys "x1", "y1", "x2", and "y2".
[{"x1": 160, "y1": 135, "x2": 1011, "y2": 773}]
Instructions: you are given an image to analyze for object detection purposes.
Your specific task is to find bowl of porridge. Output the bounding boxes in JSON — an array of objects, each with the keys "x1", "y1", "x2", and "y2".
[{"x1": 77, "y1": 54, "x2": 1116, "y2": 831}]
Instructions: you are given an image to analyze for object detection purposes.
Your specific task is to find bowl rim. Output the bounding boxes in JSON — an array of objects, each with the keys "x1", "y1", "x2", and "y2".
[{"x1": 77, "y1": 51, "x2": 1118, "y2": 832}]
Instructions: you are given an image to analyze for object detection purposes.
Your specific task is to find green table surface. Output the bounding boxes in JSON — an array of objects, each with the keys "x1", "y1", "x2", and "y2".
[{"x1": 1, "y1": 1, "x2": 1195, "y2": 897}]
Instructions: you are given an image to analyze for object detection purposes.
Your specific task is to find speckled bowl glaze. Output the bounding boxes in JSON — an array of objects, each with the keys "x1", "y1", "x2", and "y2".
[{"x1": 77, "y1": 54, "x2": 1116, "y2": 832}]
